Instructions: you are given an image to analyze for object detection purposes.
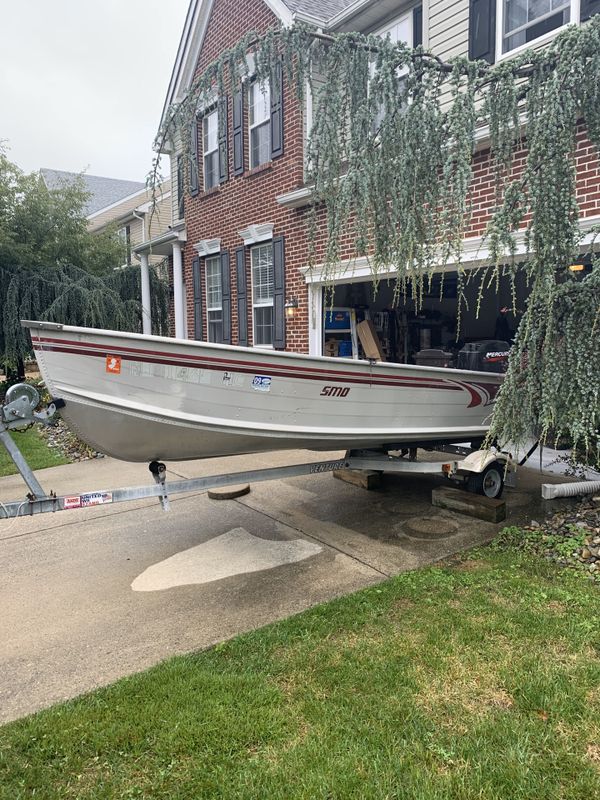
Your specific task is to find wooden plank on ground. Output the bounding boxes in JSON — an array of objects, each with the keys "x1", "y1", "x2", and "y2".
[
  {"x1": 432, "y1": 486, "x2": 506, "y2": 523},
  {"x1": 208, "y1": 484, "x2": 251, "y2": 500},
  {"x1": 333, "y1": 469, "x2": 381, "y2": 490}
]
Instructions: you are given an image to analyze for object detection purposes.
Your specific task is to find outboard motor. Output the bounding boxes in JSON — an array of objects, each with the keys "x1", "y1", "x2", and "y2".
[{"x1": 457, "y1": 340, "x2": 510, "y2": 373}]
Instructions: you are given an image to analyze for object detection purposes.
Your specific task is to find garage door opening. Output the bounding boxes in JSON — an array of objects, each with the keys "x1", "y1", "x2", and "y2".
[{"x1": 322, "y1": 268, "x2": 529, "y2": 369}]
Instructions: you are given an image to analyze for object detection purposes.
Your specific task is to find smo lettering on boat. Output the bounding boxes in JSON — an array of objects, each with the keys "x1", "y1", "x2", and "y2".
[{"x1": 320, "y1": 386, "x2": 350, "y2": 397}]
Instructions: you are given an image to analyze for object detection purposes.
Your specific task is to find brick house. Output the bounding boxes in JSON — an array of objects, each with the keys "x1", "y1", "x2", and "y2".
[{"x1": 157, "y1": 0, "x2": 600, "y2": 363}]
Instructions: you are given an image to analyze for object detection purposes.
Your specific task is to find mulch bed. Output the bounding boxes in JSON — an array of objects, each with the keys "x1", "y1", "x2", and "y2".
[{"x1": 496, "y1": 494, "x2": 600, "y2": 581}]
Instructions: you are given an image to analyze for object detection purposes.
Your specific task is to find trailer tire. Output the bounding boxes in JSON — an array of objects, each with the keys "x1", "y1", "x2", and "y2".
[{"x1": 467, "y1": 461, "x2": 504, "y2": 499}]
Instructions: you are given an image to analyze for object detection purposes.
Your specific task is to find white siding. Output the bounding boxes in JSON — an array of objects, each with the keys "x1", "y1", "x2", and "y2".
[
  {"x1": 428, "y1": 0, "x2": 470, "y2": 61},
  {"x1": 429, "y1": 0, "x2": 470, "y2": 106}
]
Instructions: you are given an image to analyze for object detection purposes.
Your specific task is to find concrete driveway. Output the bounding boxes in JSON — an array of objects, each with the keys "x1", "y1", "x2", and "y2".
[{"x1": 0, "y1": 449, "x2": 562, "y2": 723}]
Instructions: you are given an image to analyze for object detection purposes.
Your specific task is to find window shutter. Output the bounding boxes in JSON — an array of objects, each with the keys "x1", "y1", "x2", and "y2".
[
  {"x1": 233, "y1": 88, "x2": 244, "y2": 176},
  {"x1": 270, "y1": 61, "x2": 284, "y2": 159},
  {"x1": 218, "y1": 96, "x2": 229, "y2": 184},
  {"x1": 192, "y1": 255, "x2": 203, "y2": 340},
  {"x1": 190, "y1": 120, "x2": 199, "y2": 196},
  {"x1": 413, "y1": 6, "x2": 423, "y2": 48},
  {"x1": 220, "y1": 250, "x2": 231, "y2": 345},
  {"x1": 235, "y1": 247, "x2": 248, "y2": 347},
  {"x1": 177, "y1": 155, "x2": 185, "y2": 219},
  {"x1": 468, "y1": 0, "x2": 496, "y2": 63},
  {"x1": 272, "y1": 236, "x2": 285, "y2": 350},
  {"x1": 581, "y1": 0, "x2": 600, "y2": 20}
]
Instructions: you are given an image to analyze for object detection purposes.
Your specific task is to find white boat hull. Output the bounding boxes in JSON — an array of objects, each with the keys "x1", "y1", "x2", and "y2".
[{"x1": 24, "y1": 321, "x2": 503, "y2": 462}]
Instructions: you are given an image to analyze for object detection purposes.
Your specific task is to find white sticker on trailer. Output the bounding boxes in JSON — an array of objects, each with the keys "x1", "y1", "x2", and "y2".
[
  {"x1": 81, "y1": 491, "x2": 113, "y2": 507},
  {"x1": 63, "y1": 492, "x2": 113, "y2": 510}
]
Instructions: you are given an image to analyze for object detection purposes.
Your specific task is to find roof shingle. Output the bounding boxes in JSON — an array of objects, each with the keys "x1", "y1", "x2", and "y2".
[
  {"x1": 40, "y1": 168, "x2": 145, "y2": 217},
  {"x1": 282, "y1": 0, "x2": 357, "y2": 23}
]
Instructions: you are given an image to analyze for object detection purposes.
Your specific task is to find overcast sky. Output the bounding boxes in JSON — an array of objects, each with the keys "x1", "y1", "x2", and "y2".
[{"x1": 1, "y1": 0, "x2": 190, "y2": 182}]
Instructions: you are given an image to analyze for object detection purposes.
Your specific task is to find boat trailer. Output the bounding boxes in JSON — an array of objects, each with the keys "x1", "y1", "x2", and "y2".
[{"x1": 0, "y1": 383, "x2": 515, "y2": 521}]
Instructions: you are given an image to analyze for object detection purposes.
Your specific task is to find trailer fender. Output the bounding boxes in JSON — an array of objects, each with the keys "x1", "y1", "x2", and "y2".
[{"x1": 456, "y1": 449, "x2": 512, "y2": 475}]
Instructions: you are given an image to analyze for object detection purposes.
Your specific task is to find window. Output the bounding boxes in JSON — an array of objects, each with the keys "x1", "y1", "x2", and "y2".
[
  {"x1": 177, "y1": 155, "x2": 184, "y2": 219},
  {"x1": 376, "y1": 12, "x2": 413, "y2": 44},
  {"x1": 501, "y1": 0, "x2": 573, "y2": 53},
  {"x1": 205, "y1": 255, "x2": 223, "y2": 342},
  {"x1": 248, "y1": 80, "x2": 271, "y2": 168},
  {"x1": 118, "y1": 225, "x2": 132, "y2": 266},
  {"x1": 203, "y1": 108, "x2": 219, "y2": 190},
  {"x1": 251, "y1": 243, "x2": 274, "y2": 345},
  {"x1": 370, "y1": 10, "x2": 418, "y2": 133}
]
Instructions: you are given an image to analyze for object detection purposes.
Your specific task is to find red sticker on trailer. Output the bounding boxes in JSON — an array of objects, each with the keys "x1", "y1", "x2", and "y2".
[{"x1": 64, "y1": 495, "x2": 82, "y2": 509}]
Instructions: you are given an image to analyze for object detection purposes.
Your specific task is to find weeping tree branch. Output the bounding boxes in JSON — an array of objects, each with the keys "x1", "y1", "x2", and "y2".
[{"x1": 153, "y1": 18, "x2": 600, "y2": 465}]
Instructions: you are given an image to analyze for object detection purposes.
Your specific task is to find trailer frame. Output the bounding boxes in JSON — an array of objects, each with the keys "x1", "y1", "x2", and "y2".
[{"x1": 0, "y1": 383, "x2": 516, "y2": 521}]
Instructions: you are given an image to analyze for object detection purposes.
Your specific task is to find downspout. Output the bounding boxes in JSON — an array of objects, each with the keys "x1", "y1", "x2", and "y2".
[
  {"x1": 542, "y1": 481, "x2": 600, "y2": 500},
  {"x1": 132, "y1": 209, "x2": 146, "y2": 242}
]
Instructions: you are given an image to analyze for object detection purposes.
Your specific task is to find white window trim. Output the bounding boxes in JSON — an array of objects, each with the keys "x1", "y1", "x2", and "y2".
[
  {"x1": 250, "y1": 242, "x2": 275, "y2": 349},
  {"x1": 194, "y1": 237, "x2": 221, "y2": 257},
  {"x1": 372, "y1": 9, "x2": 413, "y2": 41},
  {"x1": 239, "y1": 222, "x2": 274, "y2": 246},
  {"x1": 202, "y1": 107, "x2": 219, "y2": 191},
  {"x1": 205, "y1": 254, "x2": 223, "y2": 343},
  {"x1": 495, "y1": 0, "x2": 580, "y2": 62},
  {"x1": 248, "y1": 79, "x2": 271, "y2": 169},
  {"x1": 195, "y1": 90, "x2": 217, "y2": 115}
]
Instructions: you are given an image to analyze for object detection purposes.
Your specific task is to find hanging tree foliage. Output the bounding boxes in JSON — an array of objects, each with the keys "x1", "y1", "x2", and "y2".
[
  {"x1": 0, "y1": 262, "x2": 170, "y2": 368},
  {"x1": 154, "y1": 18, "x2": 600, "y2": 464},
  {"x1": 0, "y1": 152, "x2": 170, "y2": 371}
]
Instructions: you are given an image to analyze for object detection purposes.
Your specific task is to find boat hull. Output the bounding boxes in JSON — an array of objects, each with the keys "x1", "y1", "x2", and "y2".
[{"x1": 24, "y1": 321, "x2": 503, "y2": 462}]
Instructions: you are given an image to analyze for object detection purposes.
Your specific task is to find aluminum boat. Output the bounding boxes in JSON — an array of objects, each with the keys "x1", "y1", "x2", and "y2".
[{"x1": 23, "y1": 320, "x2": 503, "y2": 462}]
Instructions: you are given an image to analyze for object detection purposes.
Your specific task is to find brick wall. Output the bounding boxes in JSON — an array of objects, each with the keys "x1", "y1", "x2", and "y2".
[
  {"x1": 467, "y1": 123, "x2": 600, "y2": 238},
  {"x1": 182, "y1": 0, "x2": 313, "y2": 353},
  {"x1": 181, "y1": 0, "x2": 600, "y2": 355}
]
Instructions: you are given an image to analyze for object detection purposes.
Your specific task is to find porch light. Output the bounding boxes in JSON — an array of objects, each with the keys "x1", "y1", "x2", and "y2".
[{"x1": 284, "y1": 297, "x2": 299, "y2": 319}]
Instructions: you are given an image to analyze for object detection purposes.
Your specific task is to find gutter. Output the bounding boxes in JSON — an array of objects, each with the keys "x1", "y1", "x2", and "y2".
[{"x1": 133, "y1": 228, "x2": 186, "y2": 257}]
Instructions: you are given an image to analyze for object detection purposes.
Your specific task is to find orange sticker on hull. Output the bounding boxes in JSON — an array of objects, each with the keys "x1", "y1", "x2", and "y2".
[{"x1": 106, "y1": 355, "x2": 122, "y2": 374}]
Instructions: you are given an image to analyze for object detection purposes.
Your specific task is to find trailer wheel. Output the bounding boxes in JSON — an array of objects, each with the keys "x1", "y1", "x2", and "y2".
[{"x1": 467, "y1": 461, "x2": 504, "y2": 499}]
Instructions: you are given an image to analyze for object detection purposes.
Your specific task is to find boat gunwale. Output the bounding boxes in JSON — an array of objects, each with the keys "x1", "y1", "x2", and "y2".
[{"x1": 22, "y1": 320, "x2": 505, "y2": 383}]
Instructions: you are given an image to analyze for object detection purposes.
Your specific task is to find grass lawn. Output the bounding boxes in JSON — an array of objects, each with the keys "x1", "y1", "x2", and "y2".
[
  {"x1": 0, "y1": 428, "x2": 69, "y2": 477},
  {"x1": 0, "y1": 548, "x2": 598, "y2": 799}
]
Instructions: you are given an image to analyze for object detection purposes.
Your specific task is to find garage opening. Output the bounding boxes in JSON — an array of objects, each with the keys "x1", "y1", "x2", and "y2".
[{"x1": 322, "y1": 268, "x2": 529, "y2": 369}]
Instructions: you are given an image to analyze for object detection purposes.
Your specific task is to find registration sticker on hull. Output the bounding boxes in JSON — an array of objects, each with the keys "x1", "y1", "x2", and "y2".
[
  {"x1": 252, "y1": 375, "x2": 272, "y2": 392},
  {"x1": 106, "y1": 355, "x2": 122, "y2": 374}
]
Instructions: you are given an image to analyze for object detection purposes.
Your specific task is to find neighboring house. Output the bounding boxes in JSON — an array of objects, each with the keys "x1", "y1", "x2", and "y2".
[
  {"x1": 40, "y1": 168, "x2": 145, "y2": 217},
  {"x1": 157, "y1": 0, "x2": 600, "y2": 359},
  {"x1": 41, "y1": 168, "x2": 172, "y2": 333},
  {"x1": 89, "y1": 180, "x2": 173, "y2": 334},
  {"x1": 87, "y1": 180, "x2": 173, "y2": 268}
]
